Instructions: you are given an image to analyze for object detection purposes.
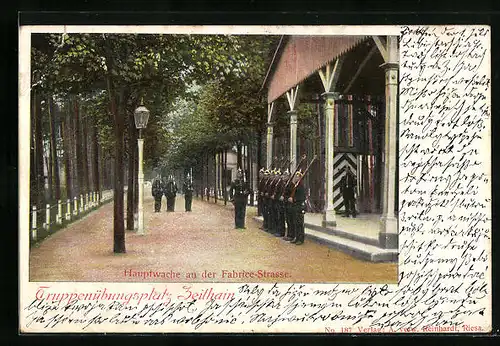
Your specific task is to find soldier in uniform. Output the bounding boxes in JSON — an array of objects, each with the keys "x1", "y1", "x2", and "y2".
[
  {"x1": 265, "y1": 169, "x2": 277, "y2": 234},
  {"x1": 283, "y1": 177, "x2": 294, "y2": 241},
  {"x1": 164, "y1": 175, "x2": 178, "y2": 212},
  {"x1": 183, "y1": 173, "x2": 194, "y2": 212},
  {"x1": 340, "y1": 166, "x2": 357, "y2": 218},
  {"x1": 257, "y1": 168, "x2": 267, "y2": 229},
  {"x1": 151, "y1": 173, "x2": 164, "y2": 212},
  {"x1": 273, "y1": 169, "x2": 289, "y2": 237},
  {"x1": 230, "y1": 168, "x2": 251, "y2": 229},
  {"x1": 260, "y1": 169, "x2": 271, "y2": 232},
  {"x1": 288, "y1": 170, "x2": 307, "y2": 245}
]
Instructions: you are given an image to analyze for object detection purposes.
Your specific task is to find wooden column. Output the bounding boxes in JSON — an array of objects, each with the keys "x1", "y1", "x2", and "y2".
[
  {"x1": 318, "y1": 58, "x2": 343, "y2": 228},
  {"x1": 375, "y1": 35, "x2": 399, "y2": 249}
]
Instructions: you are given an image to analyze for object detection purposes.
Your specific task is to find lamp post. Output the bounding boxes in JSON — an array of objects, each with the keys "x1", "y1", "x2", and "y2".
[{"x1": 134, "y1": 99, "x2": 150, "y2": 235}]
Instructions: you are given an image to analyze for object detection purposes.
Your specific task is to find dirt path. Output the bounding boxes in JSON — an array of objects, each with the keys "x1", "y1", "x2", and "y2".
[{"x1": 29, "y1": 194, "x2": 397, "y2": 283}]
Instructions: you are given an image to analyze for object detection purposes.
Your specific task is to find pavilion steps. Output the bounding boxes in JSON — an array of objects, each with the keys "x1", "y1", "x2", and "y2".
[
  {"x1": 252, "y1": 216, "x2": 398, "y2": 263},
  {"x1": 304, "y1": 219, "x2": 380, "y2": 247}
]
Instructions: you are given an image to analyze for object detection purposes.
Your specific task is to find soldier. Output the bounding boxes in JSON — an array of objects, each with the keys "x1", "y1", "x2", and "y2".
[
  {"x1": 164, "y1": 175, "x2": 178, "y2": 212},
  {"x1": 288, "y1": 170, "x2": 306, "y2": 245},
  {"x1": 341, "y1": 166, "x2": 357, "y2": 218},
  {"x1": 183, "y1": 173, "x2": 194, "y2": 212},
  {"x1": 229, "y1": 168, "x2": 251, "y2": 229},
  {"x1": 151, "y1": 173, "x2": 164, "y2": 212},
  {"x1": 273, "y1": 169, "x2": 289, "y2": 237},
  {"x1": 265, "y1": 169, "x2": 274, "y2": 234},
  {"x1": 283, "y1": 176, "x2": 295, "y2": 241},
  {"x1": 257, "y1": 168, "x2": 267, "y2": 229},
  {"x1": 260, "y1": 169, "x2": 271, "y2": 232}
]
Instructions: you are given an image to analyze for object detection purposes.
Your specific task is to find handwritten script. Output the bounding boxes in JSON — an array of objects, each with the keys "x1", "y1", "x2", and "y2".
[{"x1": 21, "y1": 26, "x2": 491, "y2": 333}]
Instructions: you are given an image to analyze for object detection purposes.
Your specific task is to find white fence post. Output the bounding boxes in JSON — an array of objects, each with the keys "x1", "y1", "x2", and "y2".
[
  {"x1": 31, "y1": 205, "x2": 37, "y2": 241},
  {"x1": 74, "y1": 197, "x2": 78, "y2": 216},
  {"x1": 57, "y1": 200, "x2": 62, "y2": 224},
  {"x1": 80, "y1": 194, "x2": 84, "y2": 213},
  {"x1": 66, "y1": 199, "x2": 71, "y2": 221},
  {"x1": 45, "y1": 203, "x2": 50, "y2": 230}
]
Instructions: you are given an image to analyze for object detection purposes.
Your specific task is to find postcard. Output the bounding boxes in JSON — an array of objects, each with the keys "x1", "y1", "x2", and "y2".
[{"x1": 19, "y1": 24, "x2": 491, "y2": 333}]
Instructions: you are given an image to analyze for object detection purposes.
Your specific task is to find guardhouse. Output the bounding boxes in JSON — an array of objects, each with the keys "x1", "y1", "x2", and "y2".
[{"x1": 261, "y1": 35, "x2": 399, "y2": 261}]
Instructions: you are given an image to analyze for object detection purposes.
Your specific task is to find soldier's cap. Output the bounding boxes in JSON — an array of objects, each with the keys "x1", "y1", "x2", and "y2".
[
  {"x1": 276, "y1": 169, "x2": 281, "y2": 174},
  {"x1": 295, "y1": 171, "x2": 304, "y2": 176}
]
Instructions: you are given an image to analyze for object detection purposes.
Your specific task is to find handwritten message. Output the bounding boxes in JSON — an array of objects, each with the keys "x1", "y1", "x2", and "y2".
[
  {"x1": 397, "y1": 25, "x2": 491, "y2": 330},
  {"x1": 20, "y1": 25, "x2": 491, "y2": 333}
]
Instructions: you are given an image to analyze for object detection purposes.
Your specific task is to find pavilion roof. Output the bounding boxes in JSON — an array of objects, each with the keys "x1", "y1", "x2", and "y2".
[{"x1": 264, "y1": 35, "x2": 368, "y2": 104}]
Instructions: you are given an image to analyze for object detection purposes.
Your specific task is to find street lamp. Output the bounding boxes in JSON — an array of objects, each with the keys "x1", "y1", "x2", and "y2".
[{"x1": 134, "y1": 99, "x2": 150, "y2": 235}]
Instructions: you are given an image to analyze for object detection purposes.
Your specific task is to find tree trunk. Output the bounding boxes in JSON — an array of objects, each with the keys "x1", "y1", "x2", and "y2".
[
  {"x1": 62, "y1": 107, "x2": 73, "y2": 200},
  {"x1": 82, "y1": 113, "x2": 90, "y2": 196},
  {"x1": 214, "y1": 150, "x2": 217, "y2": 203},
  {"x1": 48, "y1": 95, "x2": 61, "y2": 201},
  {"x1": 248, "y1": 141, "x2": 254, "y2": 206},
  {"x1": 30, "y1": 92, "x2": 37, "y2": 206},
  {"x1": 127, "y1": 109, "x2": 135, "y2": 230},
  {"x1": 200, "y1": 154, "x2": 205, "y2": 200},
  {"x1": 92, "y1": 118, "x2": 101, "y2": 200},
  {"x1": 103, "y1": 35, "x2": 126, "y2": 253},
  {"x1": 102, "y1": 150, "x2": 109, "y2": 191},
  {"x1": 73, "y1": 97, "x2": 83, "y2": 197},
  {"x1": 111, "y1": 86, "x2": 126, "y2": 253},
  {"x1": 206, "y1": 150, "x2": 210, "y2": 201},
  {"x1": 223, "y1": 148, "x2": 228, "y2": 205},
  {"x1": 34, "y1": 90, "x2": 45, "y2": 209},
  {"x1": 256, "y1": 130, "x2": 262, "y2": 215},
  {"x1": 237, "y1": 142, "x2": 242, "y2": 170},
  {"x1": 47, "y1": 144, "x2": 53, "y2": 202},
  {"x1": 71, "y1": 105, "x2": 78, "y2": 196}
]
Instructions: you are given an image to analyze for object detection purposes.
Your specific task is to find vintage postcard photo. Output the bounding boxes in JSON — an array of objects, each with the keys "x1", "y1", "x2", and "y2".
[{"x1": 19, "y1": 24, "x2": 491, "y2": 333}]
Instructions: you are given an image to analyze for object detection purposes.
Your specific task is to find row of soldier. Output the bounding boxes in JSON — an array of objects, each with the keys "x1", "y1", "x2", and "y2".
[
  {"x1": 151, "y1": 174, "x2": 194, "y2": 212},
  {"x1": 257, "y1": 155, "x2": 316, "y2": 246},
  {"x1": 150, "y1": 157, "x2": 356, "y2": 236}
]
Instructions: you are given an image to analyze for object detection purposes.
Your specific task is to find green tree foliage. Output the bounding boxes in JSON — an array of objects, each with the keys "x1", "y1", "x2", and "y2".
[
  {"x1": 32, "y1": 32, "x2": 278, "y2": 252},
  {"x1": 163, "y1": 35, "x2": 279, "y2": 170}
]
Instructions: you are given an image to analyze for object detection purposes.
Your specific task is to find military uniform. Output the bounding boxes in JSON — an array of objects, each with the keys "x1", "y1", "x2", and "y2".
[
  {"x1": 230, "y1": 171, "x2": 251, "y2": 229},
  {"x1": 262, "y1": 171, "x2": 272, "y2": 232},
  {"x1": 283, "y1": 182, "x2": 295, "y2": 241},
  {"x1": 341, "y1": 168, "x2": 357, "y2": 217},
  {"x1": 183, "y1": 178, "x2": 194, "y2": 212},
  {"x1": 164, "y1": 176, "x2": 178, "y2": 212},
  {"x1": 151, "y1": 176, "x2": 163, "y2": 212},
  {"x1": 288, "y1": 174, "x2": 306, "y2": 245},
  {"x1": 258, "y1": 169, "x2": 268, "y2": 229},
  {"x1": 272, "y1": 171, "x2": 289, "y2": 237}
]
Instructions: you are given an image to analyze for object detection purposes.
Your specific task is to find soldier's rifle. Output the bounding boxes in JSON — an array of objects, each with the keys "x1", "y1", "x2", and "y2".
[
  {"x1": 259, "y1": 155, "x2": 278, "y2": 188},
  {"x1": 279, "y1": 158, "x2": 291, "y2": 172},
  {"x1": 268, "y1": 156, "x2": 279, "y2": 170},
  {"x1": 270, "y1": 157, "x2": 295, "y2": 198},
  {"x1": 289, "y1": 155, "x2": 317, "y2": 200},
  {"x1": 263, "y1": 156, "x2": 284, "y2": 190},
  {"x1": 270, "y1": 158, "x2": 289, "y2": 189},
  {"x1": 263, "y1": 171, "x2": 281, "y2": 197},
  {"x1": 284, "y1": 154, "x2": 307, "y2": 189}
]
